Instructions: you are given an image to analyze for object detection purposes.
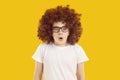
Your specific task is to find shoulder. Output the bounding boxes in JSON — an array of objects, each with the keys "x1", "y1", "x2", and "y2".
[
  {"x1": 38, "y1": 43, "x2": 47, "y2": 46},
  {"x1": 37, "y1": 42, "x2": 52, "y2": 49},
  {"x1": 72, "y1": 43, "x2": 83, "y2": 49},
  {"x1": 72, "y1": 43, "x2": 85, "y2": 53}
]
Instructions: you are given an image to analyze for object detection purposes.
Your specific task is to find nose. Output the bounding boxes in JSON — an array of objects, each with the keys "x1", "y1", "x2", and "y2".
[
  {"x1": 58, "y1": 29, "x2": 63, "y2": 35},
  {"x1": 58, "y1": 29, "x2": 63, "y2": 33}
]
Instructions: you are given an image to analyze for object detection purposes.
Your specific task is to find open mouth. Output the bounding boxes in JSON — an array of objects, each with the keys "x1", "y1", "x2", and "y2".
[{"x1": 59, "y1": 37, "x2": 63, "y2": 40}]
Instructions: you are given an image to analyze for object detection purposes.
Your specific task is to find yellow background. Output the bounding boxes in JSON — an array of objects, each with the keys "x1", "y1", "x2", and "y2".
[{"x1": 0, "y1": 0, "x2": 120, "y2": 80}]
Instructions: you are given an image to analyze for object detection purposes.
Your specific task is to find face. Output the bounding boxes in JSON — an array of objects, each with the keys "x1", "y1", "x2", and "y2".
[{"x1": 52, "y1": 21, "x2": 69, "y2": 46}]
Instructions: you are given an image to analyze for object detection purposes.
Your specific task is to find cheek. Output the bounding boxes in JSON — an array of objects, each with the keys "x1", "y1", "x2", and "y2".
[
  {"x1": 52, "y1": 33, "x2": 57, "y2": 38},
  {"x1": 66, "y1": 32, "x2": 69, "y2": 37}
]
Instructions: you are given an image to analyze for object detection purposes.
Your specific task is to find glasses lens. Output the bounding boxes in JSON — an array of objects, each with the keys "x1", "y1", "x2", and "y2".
[
  {"x1": 52, "y1": 27, "x2": 59, "y2": 33},
  {"x1": 61, "y1": 27, "x2": 69, "y2": 32}
]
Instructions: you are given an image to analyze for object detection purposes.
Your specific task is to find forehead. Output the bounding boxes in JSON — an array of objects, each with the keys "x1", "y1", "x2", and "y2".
[{"x1": 53, "y1": 21, "x2": 66, "y2": 27}]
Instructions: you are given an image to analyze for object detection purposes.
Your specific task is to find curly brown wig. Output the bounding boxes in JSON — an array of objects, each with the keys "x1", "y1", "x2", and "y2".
[{"x1": 37, "y1": 5, "x2": 83, "y2": 45}]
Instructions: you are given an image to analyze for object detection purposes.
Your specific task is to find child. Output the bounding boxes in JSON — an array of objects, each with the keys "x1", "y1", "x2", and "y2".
[{"x1": 32, "y1": 5, "x2": 89, "y2": 80}]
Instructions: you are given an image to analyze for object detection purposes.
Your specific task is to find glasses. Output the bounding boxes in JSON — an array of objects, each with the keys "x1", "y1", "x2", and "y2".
[{"x1": 52, "y1": 26, "x2": 69, "y2": 33}]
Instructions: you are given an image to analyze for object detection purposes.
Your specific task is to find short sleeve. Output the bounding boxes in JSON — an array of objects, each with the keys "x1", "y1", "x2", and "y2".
[
  {"x1": 32, "y1": 43, "x2": 45, "y2": 63},
  {"x1": 75, "y1": 44, "x2": 89, "y2": 64}
]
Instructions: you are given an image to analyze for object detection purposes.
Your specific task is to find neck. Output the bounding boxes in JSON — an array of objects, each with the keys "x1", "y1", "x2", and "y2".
[{"x1": 54, "y1": 42, "x2": 68, "y2": 47}]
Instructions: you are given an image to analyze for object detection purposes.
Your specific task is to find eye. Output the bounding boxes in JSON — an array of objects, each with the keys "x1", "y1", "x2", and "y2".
[
  {"x1": 62, "y1": 27, "x2": 68, "y2": 30},
  {"x1": 52, "y1": 27, "x2": 59, "y2": 32}
]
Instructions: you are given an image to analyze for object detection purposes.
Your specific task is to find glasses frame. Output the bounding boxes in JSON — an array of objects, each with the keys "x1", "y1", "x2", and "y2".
[{"x1": 52, "y1": 26, "x2": 69, "y2": 33}]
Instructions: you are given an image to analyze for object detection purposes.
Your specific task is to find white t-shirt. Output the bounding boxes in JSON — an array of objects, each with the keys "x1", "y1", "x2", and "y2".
[{"x1": 32, "y1": 43, "x2": 89, "y2": 80}]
